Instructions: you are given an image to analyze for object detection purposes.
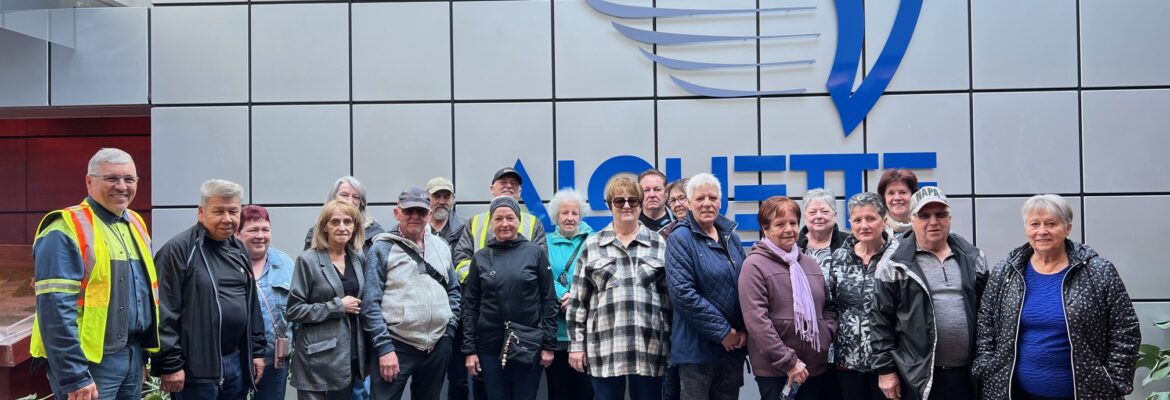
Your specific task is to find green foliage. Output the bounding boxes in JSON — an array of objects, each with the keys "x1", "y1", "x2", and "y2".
[{"x1": 1141, "y1": 321, "x2": 1170, "y2": 400}]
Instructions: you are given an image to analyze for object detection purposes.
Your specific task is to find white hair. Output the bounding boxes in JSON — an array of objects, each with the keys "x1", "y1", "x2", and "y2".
[
  {"x1": 804, "y1": 188, "x2": 837, "y2": 213},
  {"x1": 1021, "y1": 194, "x2": 1074, "y2": 226},
  {"x1": 200, "y1": 179, "x2": 244, "y2": 206},
  {"x1": 87, "y1": 148, "x2": 133, "y2": 175},
  {"x1": 685, "y1": 173, "x2": 722, "y2": 199},
  {"x1": 547, "y1": 188, "x2": 588, "y2": 221},
  {"x1": 327, "y1": 176, "x2": 369, "y2": 212}
]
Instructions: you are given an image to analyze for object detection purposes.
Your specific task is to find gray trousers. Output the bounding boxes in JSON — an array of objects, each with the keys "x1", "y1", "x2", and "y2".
[{"x1": 678, "y1": 352, "x2": 745, "y2": 400}]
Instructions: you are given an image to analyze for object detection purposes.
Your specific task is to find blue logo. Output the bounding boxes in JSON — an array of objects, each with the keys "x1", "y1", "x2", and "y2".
[{"x1": 587, "y1": 0, "x2": 923, "y2": 135}]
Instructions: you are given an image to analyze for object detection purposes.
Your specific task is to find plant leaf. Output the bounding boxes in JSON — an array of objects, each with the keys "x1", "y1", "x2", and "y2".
[
  {"x1": 1141, "y1": 344, "x2": 1164, "y2": 369},
  {"x1": 1156, "y1": 320, "x2": 1170, "y2": 330},
  {"x1": 1147, "y1": 358, "x2": 1170, "y2": 386},
  {"x1": 1148, "y1": 392, "x2": 1170, "y2": 400}
]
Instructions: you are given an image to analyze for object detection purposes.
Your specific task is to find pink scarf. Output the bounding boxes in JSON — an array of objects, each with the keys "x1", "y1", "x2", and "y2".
[{"x1": 761, "y1": 238, "x2": 820, "y2": 352}]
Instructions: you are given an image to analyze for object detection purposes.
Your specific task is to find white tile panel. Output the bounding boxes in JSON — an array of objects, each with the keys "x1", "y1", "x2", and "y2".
[
  {"x1": 50, "y1": 8, "x2": 148, "y2": 106},
  {"x1": 654, "y1": 0, "x2": 757, "y2": 97},
  {"x1": 657, "y1": 98, "x2": 758, "y2": 197},
  {"x1": 1081, "y1": 89, "x2": 1170, "y2": 193},
  {"x1": 972, "y1": 91, "x2": 1080, "y2": 195},
  {"x1": 352, "y1": 104, "x2": 453, "y2": 203},
  {"x1": 554, "y1": 100, "x2": 655, "y2": 202},
  {"x1": 149, "y1": 207, "x2": 197, "y2": 252},
  {"x1": 151, "y1": 6, "x2": 249, "y2": 104},
  {"x1": 1083, "y1": 196, "x2": 1170, "y2": 300},
  {"x1": 759, "y1": 0, "x2": 839, "y2": 95},
  {"x1": 250, "y1": 105, "x2": 351, "y2": 204},
  {"x1": 452, "y1": 1, "x2": 552, "y2": 100},
  {"x1": 0, "y1": 30, "x2": 48, "y2": 107},
  {"x1": 1080, "y1": 0, "x2": 1170, "y2": 87},
  {"x1": 251, "y1": 3, "x2": 350, "y2": 102},
  {"x1": 151, "y1": 106, "x2": 251, "y2": 206},
  {"x1": 866, "y1": 93, "x2": 972, "y2": 195},
  {"x1": 864, "y1": 0, "x2": 969, "y2": 91},
  {"x1": 970, "y1": 0, "x2": 1078, "y2": 89},
  {"x1": 553, "y1": 0, "x2": 654, "y2": 98},
  {"x1": 760, "y1": 96, "x2": 866, "y2": 197},
  {"x1": 352, "y1": 2, "x2": 451, "y2": 101},
  {"x1": 453, "y1": 102, "x2": 554, "y2": 202}
]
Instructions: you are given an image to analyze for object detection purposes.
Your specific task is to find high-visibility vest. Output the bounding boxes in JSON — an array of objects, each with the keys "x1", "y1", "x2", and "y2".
[
  {"x1": 454, "y1": 211, "x2": 539, "y2": 283},
  {"x1": 29, "y1": 200, "x2": 161, "y2": 363}
]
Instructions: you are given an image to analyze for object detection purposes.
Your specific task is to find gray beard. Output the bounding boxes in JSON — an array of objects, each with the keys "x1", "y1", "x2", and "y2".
[{"x1": 432, "y1": 207, "x2": 450, "y2": 221}]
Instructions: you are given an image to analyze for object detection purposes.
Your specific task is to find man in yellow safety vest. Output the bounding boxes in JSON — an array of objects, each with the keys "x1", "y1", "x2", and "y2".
[{"x1": 30, "y1": 148, "x2": 160, "y2": 400}]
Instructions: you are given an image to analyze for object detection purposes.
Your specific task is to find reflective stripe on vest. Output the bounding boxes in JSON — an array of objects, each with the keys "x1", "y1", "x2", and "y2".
[
  {"x1": 455, "y1": 212, "x2": 538, "y2": 283},
  {"x1": 29, "y1": 200, "x2": 161, "y2": 363}
]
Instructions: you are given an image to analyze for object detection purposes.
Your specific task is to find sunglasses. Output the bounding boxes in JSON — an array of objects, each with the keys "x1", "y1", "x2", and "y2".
[
  {"x1": 609, "y1": 197, "x2": 641, "y2": 208},
  {"x1": 915, "y1": 210, "x2": 950, "y2": 220}
]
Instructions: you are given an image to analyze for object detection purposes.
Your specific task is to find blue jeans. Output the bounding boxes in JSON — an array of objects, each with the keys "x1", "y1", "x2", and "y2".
[
  {"x1": 352, "y1": 376, "x2": 370, "y2": 400},
  {"x1": 48, "y1": 343, "x2": 144, "y2": 400},
  {"x1": 252, "y1": 361, "x2": 289, "y2": 400},
  {"x1": 591, "y1": 374, "x2": 663, "y2": 400},
  {"x1": 172, "y1": 351, "x2": 247, "y2": 400},
  {"x1": 477, "y1": 354, "x2": 541, "y2": 400}
]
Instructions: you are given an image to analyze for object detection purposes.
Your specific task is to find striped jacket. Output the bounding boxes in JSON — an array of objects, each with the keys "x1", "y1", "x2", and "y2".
[{"x1": 566, "y1": 224, "x2": 671, "y2": 378}]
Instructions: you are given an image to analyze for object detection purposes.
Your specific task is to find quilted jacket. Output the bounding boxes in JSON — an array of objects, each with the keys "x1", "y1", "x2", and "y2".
[
  {"x1": 971, "y1": 240, "x2": 1141, "y2": 399},
  {"x1": 666, "y1": 213, "x2": 747, "y2": 364}
]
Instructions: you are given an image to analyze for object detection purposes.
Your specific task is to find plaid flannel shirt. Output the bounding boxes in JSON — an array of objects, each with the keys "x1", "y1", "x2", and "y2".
[{"x1": 566, "y1": 224, "x2": 671, "y2": 378}]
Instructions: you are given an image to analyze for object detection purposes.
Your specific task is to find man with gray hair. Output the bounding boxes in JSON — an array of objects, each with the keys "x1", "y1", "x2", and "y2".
[
  {"x1": 31, "y1": 148, "x2": 159, "y2": 400},
  {"x1": 871, "y1": 186, "x2": 988, "y2": 400},
  {"x1": 424, "y1": 176, "x2": 466, "y2": 249},
  {"x1": 152, "y1": 179, "x2": 267, "y2": 399}
]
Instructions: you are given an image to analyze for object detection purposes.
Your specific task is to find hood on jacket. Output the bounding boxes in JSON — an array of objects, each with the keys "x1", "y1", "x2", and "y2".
[{"x1": 485, "y1": 234, "x2": 529, "y2": 249}]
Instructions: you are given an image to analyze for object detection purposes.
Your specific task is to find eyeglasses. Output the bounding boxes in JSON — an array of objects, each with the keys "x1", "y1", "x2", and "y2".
[
  {"x1": 609, "y1": 197, "x2": 641, "y2": 208},
  {"x1": 915, "y1": 210, "x2": 950, "y2": 220},
  {"x1": 667, "y1": 195, "x2": 688, "y2": 206},
  {"x1": 92, "y1": 174, "x2": 138, "y2": 185}
]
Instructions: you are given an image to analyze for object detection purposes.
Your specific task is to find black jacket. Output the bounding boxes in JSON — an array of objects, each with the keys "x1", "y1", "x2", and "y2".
[
  {"x1": 151, "y1": 223, "x2": 266, "y2": 385},
  {"x1": 796, "y1": 226, "x2": 851, "y2": 254},
  {"x1": 461, "y1": 236, "x2": 558, "y2": 356},
  {"x1": 972, "y1": 240, "x2": 1140, "y2": 399},
  {"x1": 870, "y1": 232, "x2": 988, "y2": 399}
]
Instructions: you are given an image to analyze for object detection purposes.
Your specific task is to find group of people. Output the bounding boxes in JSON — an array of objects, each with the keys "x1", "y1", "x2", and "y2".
[{"x1": 30, "y1": 147, "x2": 1143, "y2": 400}]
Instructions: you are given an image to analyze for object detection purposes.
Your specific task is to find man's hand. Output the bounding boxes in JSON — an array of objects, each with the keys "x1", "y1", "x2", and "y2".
[
  {"x1": 734, "y1": 331, "x2": 748, "y2": 349},
  {"x1": 252, "y1": 358, "x2": 265, "y2": 384},
  {"x1": 379, "y1": 352, "x2": 401, "y2": 382},
  {"x1": 878, "y1": 373, "x2": 901, "y2": 400},
  {"x1": 539, "y1": 350, "x2": 554, "y2": 368},
  {"x1": 68, "y1": 383, "x2": 98, "y2": 400},
  {"x1": 465, "y1": 355, "x2": 481, "y2": 377},
  {"x1": 721, "y1": 329, "x2": 741, "y2": 351},
  {"x1": 568, "y1": 351, "x2": 587, "y2": 373},
  {"x1": 161, "y1": 370, "x2": 185, "y2": 393}
]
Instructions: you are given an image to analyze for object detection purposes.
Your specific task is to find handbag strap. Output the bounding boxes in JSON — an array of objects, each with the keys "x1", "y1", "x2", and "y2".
[
  {"x1": 557, "y1": 240, "x2": 585, "y2": 287},
  {"x1": 255, "y1": 279, "x2": 287, "y2": 338}
]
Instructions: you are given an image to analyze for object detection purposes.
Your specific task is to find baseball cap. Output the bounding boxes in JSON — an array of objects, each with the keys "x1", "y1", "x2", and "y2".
[
  {"x1": 492, "y1": 167, "x2": 523, "y2": 185},
  {"x1": 425, "y1": 177, "x2": 454, "y2": 194},
  {"x1": 398, "y1": 188, "x2": 431, "y2": 210},
  {"x1": 910, "y1": 186, "x2": 949, "y2": 215}
]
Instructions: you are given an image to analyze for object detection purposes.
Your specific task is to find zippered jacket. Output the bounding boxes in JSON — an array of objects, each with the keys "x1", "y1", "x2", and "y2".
[
  {"x1": 151, "y1": 223, "x2": 266, "y2": 385},
  {"x1": 870, "y1": 232, "x2": 988, "y2": 399},
  {"x1": 971, "y1": 240, "x2": 1140, "y2": 399},
  {"x1": 665, "y1": 213, "x2": 748, "y2": 364}
]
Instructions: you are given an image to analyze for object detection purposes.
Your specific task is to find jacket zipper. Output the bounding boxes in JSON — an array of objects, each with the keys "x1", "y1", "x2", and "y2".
[
  {"x1": 900, "y1": 263, "x2": 938, "y2": 399},
  {"x1": 198, "y1": 243, "x2": 226, "y2": 386},
  {"x1": 1006, "y1": 265, "x2": 1026, "y2": 400},
  {"x1": 1060, "y1": 261, "x2": 1080, "y2": 400}
]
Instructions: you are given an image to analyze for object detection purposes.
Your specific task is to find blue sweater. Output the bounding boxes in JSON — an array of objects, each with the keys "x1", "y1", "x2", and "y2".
[{"x1": 1016, "y1": 262, "x2": 1074, "y2": 398}]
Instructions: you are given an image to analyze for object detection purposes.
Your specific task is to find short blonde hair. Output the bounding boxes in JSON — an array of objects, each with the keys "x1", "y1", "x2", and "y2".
[
  {"x1": 604, "y1": 176, "x2": 642, "y2": 204},
  {"x1": 311, "y1": 200, "x2": 365, "y2": 252}
]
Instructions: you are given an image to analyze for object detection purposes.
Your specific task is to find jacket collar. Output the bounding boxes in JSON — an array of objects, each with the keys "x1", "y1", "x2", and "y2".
[
  {"x1": 596, "y1": 223, "x2": 654, "y2": 248},
  {"x1": 549, "y1": 221, "x2": 595, "y2": 244},
  {"x1": 677, "y1": 210, "x2": 738, "y2": 238},
  {"x1": 85, "y1": 196, "x2": 129, "y2": 224},
  {"x1": 797, "y1": 226, "x2": 849, "y2": 250},
  {"x1": 309, "y1": 247, "x2": 362, "y2": 296},
  {"x1": 1003, "y1": 238, "x2": 1094, "y2": 273},
  {"x1": 487, "y1": 234, "x2": 528, "y2": 249}
]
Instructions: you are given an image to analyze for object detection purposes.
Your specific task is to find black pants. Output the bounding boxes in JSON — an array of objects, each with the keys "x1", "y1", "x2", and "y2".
[
  {"x1": 1012, "y1": 381, "x2": 1073, "y2": 400},
  {"x1": 901, "y1": 366, "x2": 974, "y2": 400},
  {"x1": 836, "y1": 369, "x2": 884, "y2": 400},
  {"x1": 371, "y1": 337, "x2": 451, "y2": 400},
  {"x1": 662, "y1": 363, "x2": 680, "y2": 400},
  {"x1": 544, "y1": 349, "x2": 593, "y2": 400},
  {"x1": 447, "y1": 327, "x2": 487, "y2": 400},
  {"x1": 756, "y1": 372, "x2": 824, "y2": 400},
  {"x1": 818, "y1": 367, "x2": 841, "y2": 400}
]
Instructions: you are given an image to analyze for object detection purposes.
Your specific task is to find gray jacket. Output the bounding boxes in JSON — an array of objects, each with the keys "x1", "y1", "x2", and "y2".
[
  {"x1": 287, "y1": 248, "x2": 369, "y2": 391},
  {"x1": 362, "y1": 232, "x2": 461, "y2": 356}
]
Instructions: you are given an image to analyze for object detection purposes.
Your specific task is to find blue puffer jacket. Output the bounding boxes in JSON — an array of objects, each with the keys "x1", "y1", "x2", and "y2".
[{"x1": 666, "y1": 213, "x2": 748, "y2": 364}]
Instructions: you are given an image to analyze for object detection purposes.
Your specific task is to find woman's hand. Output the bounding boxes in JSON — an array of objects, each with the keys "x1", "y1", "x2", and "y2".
[
  {"x1": 568, "y1": 351, "x2": 587, "y2": 373},
  {"x1": 878, "y1": 372, "x2": 901, "y2": 400},
  {"x1": 341, "y1": 296, "x2": 361, "y2": 315},
  {"x1": 786, "y1": 360, "x2": 808, "y2": 385},
  {"x1": 539, "y1": 350, "x2": 555, "y2": 368},
  {"x1": 560, "y1": 293, "x2": 571, "y2": 311},
  {"x1": 721, "y1": 328, "x2": 741, "y2": 351},
  {"x1": 465, "y1": 354, "x2": 482, "y2": 377}
]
